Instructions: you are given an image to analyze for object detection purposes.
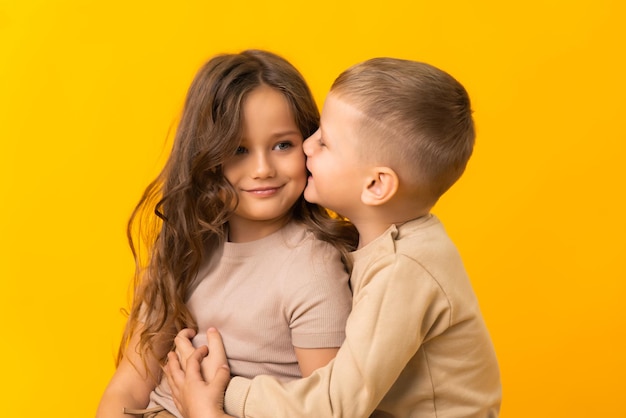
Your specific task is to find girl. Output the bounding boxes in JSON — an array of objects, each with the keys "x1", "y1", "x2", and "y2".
[{"x1": 96, "y1": 50, "x2": 358, "y2": 418}]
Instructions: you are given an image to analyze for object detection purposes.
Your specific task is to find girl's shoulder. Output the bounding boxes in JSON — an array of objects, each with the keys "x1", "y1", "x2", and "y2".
[
  {"x1": 277, "y1": 221, "x2": 345, "y2": 275},
  {"x1": 281, "y1": 221, "x2": 338, "y2": 253}
]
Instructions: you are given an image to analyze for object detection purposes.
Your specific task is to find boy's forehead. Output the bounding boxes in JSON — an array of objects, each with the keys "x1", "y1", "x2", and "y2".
[
  {"x1": 321, "y1": 93, "x2": 363, "y2": 130},
  {"x1": 319, "y1": 94, "x2": 368, "y2": 157}
]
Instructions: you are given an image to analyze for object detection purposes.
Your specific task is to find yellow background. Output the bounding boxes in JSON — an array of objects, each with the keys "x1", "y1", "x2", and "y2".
[{"x1": 1, "y1": 1, "x2": 624, "y2": 417}]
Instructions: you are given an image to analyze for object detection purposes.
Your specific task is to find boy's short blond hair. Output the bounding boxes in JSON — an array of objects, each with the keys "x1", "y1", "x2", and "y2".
[{"x1": 330, "y1": 58, "x2": 475, "y2": 204}]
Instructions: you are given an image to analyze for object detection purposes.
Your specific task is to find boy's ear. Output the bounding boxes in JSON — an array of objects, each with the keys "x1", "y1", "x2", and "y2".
[{"x1": 361, "y1": 167, "x2": 399, "y2": 206}]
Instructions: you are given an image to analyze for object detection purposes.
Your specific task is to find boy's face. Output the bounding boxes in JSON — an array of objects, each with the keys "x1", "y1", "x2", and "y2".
[{"x1": 303, "y1": 93, "x2": 367, "y2": 217}]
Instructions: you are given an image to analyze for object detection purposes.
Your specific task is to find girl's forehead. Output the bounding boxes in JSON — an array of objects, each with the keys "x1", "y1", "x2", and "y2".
[{"x1": 239, "y1": 86, "x2": 300, "y2": 142}]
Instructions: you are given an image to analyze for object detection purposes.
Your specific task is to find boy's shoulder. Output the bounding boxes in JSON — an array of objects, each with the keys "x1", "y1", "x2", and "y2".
[
  {"x1": 396, "y1": 214, "x2": 444, "y2": 239},
  {"x1": 395, "y1": 215, "x2": 457, "y2": 256},
  {"x1": 353, "y1": 215, "x2": 450, "y2": 263},
  {"x1": 350, "y1": 215, "x2": 472, "y2": 300}
]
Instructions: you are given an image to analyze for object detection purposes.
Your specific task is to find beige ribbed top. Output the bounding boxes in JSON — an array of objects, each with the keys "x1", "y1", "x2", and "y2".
[{"x1": 149, "y1": 220, "x2": 352, "y2": 417}]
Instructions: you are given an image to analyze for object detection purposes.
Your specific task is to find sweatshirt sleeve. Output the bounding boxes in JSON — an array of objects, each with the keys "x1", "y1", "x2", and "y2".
[{"x1": 224, "y1": 254, "x2": 452, "y2": 418}]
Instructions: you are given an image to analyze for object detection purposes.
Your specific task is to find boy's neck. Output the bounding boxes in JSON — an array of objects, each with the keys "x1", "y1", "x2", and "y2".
[
  {"x1": 355, "y1": 222, "x2": 393, "y2": 249},
  {"x1": 348, "y1": 190, "x2": 434, "y2": 249},
  {"x1": 352, "y1": 209, "x2": 431, "y2": 249}
]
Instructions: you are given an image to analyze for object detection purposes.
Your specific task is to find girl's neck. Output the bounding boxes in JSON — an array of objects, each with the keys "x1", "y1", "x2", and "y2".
[{"x1": 227, "y1": 215, "x2": 292, "y2": 243}]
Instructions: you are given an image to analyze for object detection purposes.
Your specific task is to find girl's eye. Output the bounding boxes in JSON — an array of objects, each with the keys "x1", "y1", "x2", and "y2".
[
  {"x1": 318, "y1": 138, "x2": 326, "y2": 147},
  {"x1": 274, "y1": 142, "x2": 292, "y2": 151},
  {"x1": 235, "y1": 146, "x2": 248, "y2": 155}
]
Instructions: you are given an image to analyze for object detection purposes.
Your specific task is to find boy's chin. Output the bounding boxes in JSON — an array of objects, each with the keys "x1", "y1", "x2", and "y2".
[{"x1": 303, "y1": 186, "x2": 319, "y2": 204}]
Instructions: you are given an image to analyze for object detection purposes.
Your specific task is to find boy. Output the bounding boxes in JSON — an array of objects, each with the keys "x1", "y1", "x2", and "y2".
[{"x1": 166, "y1": 57, "x2": 502, "y2": 418}]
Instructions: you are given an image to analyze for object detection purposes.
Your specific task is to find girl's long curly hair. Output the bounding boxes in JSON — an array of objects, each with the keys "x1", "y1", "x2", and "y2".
[{"x1": 118, "y1": 50, "x2": 358, "y2": 369}]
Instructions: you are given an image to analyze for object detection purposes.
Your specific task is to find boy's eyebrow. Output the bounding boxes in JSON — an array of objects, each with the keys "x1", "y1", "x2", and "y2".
[{"x1": 320, "y1": 126, "x2": 334, "y2": 144}]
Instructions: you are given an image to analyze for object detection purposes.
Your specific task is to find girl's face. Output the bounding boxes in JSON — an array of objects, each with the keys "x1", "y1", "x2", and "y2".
[{"x1": 223, "y1": 85, "x2": 307, "y2": 243}]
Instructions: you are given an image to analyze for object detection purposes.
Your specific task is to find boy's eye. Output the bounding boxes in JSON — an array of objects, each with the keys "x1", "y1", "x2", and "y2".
[{"x1": 274, "y1": 142, "x2": 292, "y2": 151}]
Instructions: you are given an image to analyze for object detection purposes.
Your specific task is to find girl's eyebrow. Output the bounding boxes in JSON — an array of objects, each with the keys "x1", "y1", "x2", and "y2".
[
  {"x1": 270, "y1": 129, "x2": 301, "y2": 138},
  {"x1": 240, "y1": 130, "x2": 300, "y2": 142}
]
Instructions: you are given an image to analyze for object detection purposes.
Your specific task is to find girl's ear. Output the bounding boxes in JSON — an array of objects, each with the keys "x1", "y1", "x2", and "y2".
[{"x1": 361, "y1": 167, "x2": 399, "y2": 206}]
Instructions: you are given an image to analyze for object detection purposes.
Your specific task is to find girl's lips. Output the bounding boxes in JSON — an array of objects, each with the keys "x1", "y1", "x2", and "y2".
[{"x1": 245, "y1": 186, "x2": 282, "y2": 196}]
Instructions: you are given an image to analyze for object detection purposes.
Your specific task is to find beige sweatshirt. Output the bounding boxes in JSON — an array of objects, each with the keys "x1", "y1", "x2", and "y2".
[{"x1": 224, "y1": 215, "x2": 501, "y2": 418}]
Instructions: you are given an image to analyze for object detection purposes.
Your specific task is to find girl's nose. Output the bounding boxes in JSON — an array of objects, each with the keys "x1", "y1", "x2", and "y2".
[{"x1": 252, "y1": 153, "x2": 275, "y2": 178}]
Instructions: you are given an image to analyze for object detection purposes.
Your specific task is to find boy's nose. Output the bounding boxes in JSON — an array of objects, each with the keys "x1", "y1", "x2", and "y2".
[
  {"x1": 302, "y1": 138, "x2": 311, "y2": 157},
  {"x1": 303, "y1": 130, "x2": 317, "y2": 157}
]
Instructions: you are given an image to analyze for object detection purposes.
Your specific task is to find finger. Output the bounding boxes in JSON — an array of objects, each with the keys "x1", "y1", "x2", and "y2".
[
  {"x1": 174, "y1": 329, "x2": 198, "y2": 372},
  {"x1": 176, "y1": 328, "x2": 197, "y2": 340},
  {"x1": 203, "y1": 328, "x2": 229, "y2": 383},
  {"x1": 208, "y1": 365, "x2": 231, "y2": 410},
  {"x1": 164, "y1": 351, "x2": 183, "y2": 381},
  {"x1": 174, "y1": 328, "x2": 197, "y2": 352},
  {"x1": 185, "y1": 345, "x2": 209, "y2": 380},
  {"x1": 165, "y1": 354, "x2": 185, "y2": 414},
  {"x1": 206, "y1": 328, "x2": 228, "y2": 363},
  {"x1": 163, "y1": 352, "x2": 184, "y2": 401}
]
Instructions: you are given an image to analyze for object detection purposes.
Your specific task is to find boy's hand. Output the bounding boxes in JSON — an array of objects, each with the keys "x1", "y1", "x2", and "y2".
[
  {"x1": 202, "y1": 328, "x2": 230, "y2": 383},
  {"x1": 173, "y1": 328, "x2": 197, "y2": 373},
  {"x1": 173, "y1": 328, "x2": 229, "y2": 382},
  {"x1": 164, "y1": 328, "x2": 233, "y2": 418}
]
